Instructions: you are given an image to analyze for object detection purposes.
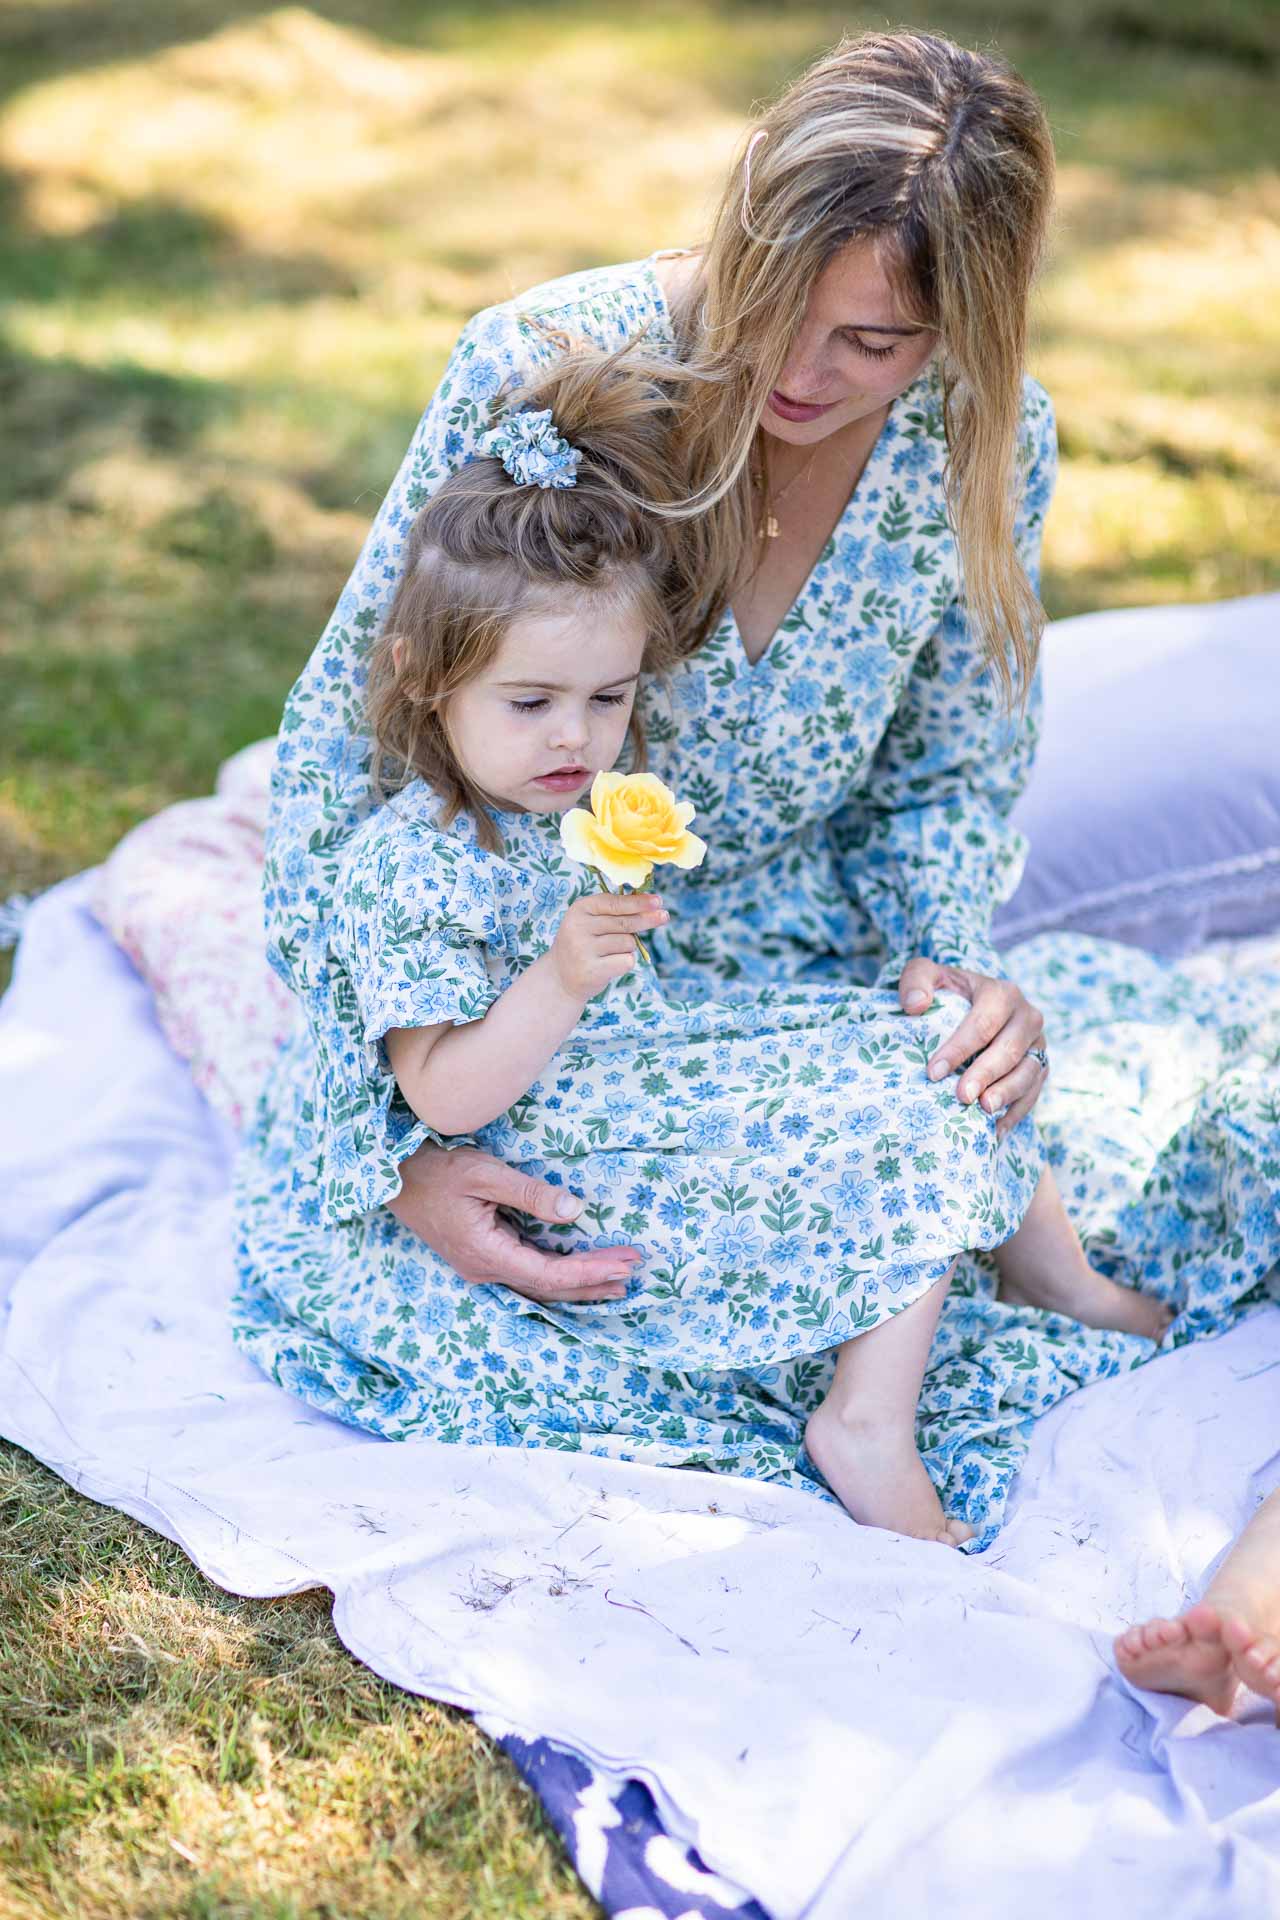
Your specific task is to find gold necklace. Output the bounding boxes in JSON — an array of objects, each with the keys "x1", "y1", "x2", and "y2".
[{"x1": 751, "y1": 446, "x2": 817, "y2": 540}]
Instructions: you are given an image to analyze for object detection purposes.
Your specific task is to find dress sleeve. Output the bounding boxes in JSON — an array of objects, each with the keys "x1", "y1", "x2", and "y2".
[
  {"x1": 334, "y1": 827, "x2": 504, "y2": 1064},
  {"x1": 828, "y1": 382, "x2": 1058, "y2": 985},
  {"x1": 262, "y1": 305, "x2": 555, "y2": 995},
  {"x1": 308, "y1": 826, "x2": 506, "y2": 1225}
]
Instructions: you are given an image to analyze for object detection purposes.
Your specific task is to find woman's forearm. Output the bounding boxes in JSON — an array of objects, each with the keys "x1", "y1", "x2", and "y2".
[{"x1": 388, "y1": 954, "x2": 586, "y2": 1136}]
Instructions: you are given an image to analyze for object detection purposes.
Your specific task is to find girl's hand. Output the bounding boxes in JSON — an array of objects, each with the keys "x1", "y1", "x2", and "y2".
[
  {"x1": 388, "y1": 1143, "x2": 641, "y2": 1301},
  {"x1": 550, "y1": 891, "x2": 668, "y2": 1002},
  {"x1": 896, "y1": 955, "x2": 1048, "y2": 1139}
]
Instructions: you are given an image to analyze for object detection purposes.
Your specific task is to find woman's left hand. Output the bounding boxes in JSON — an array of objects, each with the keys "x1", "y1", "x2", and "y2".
[{"x1": 896, "y1": 956, "x2": 1047, "y2": 1139}]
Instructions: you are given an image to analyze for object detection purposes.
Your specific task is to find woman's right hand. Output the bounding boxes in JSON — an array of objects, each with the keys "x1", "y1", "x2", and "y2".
[{"x1": 387, "y1": 1142, "x2": 641, "y2": 1302}]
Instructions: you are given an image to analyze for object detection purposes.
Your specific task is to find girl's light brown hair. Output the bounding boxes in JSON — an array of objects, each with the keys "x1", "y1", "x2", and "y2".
[
  {"x1": 666, "y1": 28, "x2": 1056, "y2": 700},
  {"x1": 367, "y1": 338, "x2": 688, "y2": 848}
]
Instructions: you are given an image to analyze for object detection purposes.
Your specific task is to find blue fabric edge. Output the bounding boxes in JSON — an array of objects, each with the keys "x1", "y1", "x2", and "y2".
[{"x1": 499, "y1": 1730, "x2": 772, "y2": 1920}]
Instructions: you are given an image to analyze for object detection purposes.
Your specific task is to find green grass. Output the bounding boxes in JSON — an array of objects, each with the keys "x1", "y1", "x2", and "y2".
[
  {"x1": 2, "y1": 2, "x2": 1279, "y2": 1910},
  {"x1": 2, "y1": 0, "x2": 1278, "y2": 902}
]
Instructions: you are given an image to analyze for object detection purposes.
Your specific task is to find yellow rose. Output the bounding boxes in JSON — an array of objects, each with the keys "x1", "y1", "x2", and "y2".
[{"x1": 559, "y1": 770, "x2": 707, "y2": 890}]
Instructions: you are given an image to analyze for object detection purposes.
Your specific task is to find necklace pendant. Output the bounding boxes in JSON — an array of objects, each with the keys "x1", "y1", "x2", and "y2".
[{"x1": 759, "y1": 512, "x2": 779, "y2": 540}]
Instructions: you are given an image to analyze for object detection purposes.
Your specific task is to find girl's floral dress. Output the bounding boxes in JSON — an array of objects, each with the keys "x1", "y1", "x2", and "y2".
[{"x1": 232, "y1": 257, "x2": 1280, "y2": 1543}]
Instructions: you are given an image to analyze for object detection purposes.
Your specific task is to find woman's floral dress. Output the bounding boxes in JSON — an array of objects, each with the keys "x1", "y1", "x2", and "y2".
[{"x1": 232, "y1": 257, "x2": 1280, "y2": 1544}]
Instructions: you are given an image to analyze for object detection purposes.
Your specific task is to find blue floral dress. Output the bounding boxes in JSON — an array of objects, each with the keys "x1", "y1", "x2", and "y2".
[
  {"x1": 301, "y1": 781, "x2": 1042, "y2": 1372},
  {"x1": 232, "y1": 256, "x2": 1280, "y2": 1544}
]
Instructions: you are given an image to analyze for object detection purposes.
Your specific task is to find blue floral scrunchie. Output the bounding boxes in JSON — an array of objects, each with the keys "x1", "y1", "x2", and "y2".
[{"x1": 478, "y1": 407, "x2": 581, "y2": 491}]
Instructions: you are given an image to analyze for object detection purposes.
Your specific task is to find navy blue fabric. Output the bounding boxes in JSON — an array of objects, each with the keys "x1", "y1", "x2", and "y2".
[{"x1": 500, "y1": 1732, "x2": 770, "y2": 1919}]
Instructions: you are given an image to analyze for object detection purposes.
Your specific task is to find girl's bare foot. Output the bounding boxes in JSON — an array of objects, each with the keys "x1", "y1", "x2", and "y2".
[
  {"x1": 809, "y1": 1266, "x2": 971, "y2": 1544},
  {"x1": 1114, "y1": 1603, "x2": 1240, "y2": 1714},
  {"x1": 995, "y1": 1169, "x2": 1171, "y2": 1340},
  {"x1": 805, "y1": 1404, "x2": 967, "y2": 1545}
]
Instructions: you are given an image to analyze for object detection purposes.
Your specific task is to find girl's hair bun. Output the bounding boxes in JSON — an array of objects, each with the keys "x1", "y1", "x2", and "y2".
[{"x1": 366, "y1": 327, "x2": 692, "y2": 847}]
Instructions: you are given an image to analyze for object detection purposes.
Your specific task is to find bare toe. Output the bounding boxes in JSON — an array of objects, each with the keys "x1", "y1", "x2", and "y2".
[
  {"x1": 1208, "y1": 1614, "x2": 1280, "y2": 1713},
  {"x1": 1255, "y1": 1648, "x2": 1280, "y2": 1701},
  {"x1": 1116, "y1": 1615, "x2": 1187, "y2": 1673},
  {"x1": 1235, "y1": 1631, "x2": 1280, "y2": 1701},
  {"x1": 1116, "y1": 1624, "x2": 1145, "y2": 1659},
  {"x1": 1185, "y1": 1603, "x2": 1229, "y2": 1645},
  {"x1": 1143, "y1": 1616, "x2": 1189, "y2": 1653},
  {"x1": 1219, "y1": 1614, "x2": 1256, "y2": 1659}
]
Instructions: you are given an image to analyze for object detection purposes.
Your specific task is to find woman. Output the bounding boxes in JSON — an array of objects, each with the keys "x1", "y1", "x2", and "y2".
[{"x1": 236, "y1": 29, "x2": 1280, "y2": 1542}]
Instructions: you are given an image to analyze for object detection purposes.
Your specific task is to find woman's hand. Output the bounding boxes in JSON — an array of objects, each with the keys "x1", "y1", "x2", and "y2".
[
  {"x1": 387, "y1": 1142, "x2": 640, "y2": 1302},
  {"x1": 896, "y1": 956, "x2": 1047, "y2": 1139}
]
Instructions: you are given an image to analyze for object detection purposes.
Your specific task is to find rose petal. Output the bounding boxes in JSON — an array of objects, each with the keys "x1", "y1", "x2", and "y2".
[
  {"x1": 587, "y1": 813, "x2": 641, "y2": 855},
  {"x1": 623, "y1": 771, "x2": 676, "y2": 805},
  {"x1": 593, "y1": 847, "x2": 655, "y2": 890},
  {"x1": 666, "y1": 830, "x2": 708, "y2": 870},
  {"x1": 591, "y1": 769, "x2": 624, "y2": 813},
  {"x1": 559, "y1": 807, "x2": 599, "y2": 866}
]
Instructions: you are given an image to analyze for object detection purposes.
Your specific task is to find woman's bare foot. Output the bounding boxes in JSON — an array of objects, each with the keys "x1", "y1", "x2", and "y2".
[
  {"x1": 999, "y1": 1262, "x2": 1172, "y2": 1341},
  {"x1": 995, "y1": 1169, "x2": 1171, "y2": 1340},
  {"x1": 1114, "y1": 1603, "x2": 1240, "y2": 1714},
  {"x1": 805, "y1": 1404, "x2": 968, "y2": 1545}
]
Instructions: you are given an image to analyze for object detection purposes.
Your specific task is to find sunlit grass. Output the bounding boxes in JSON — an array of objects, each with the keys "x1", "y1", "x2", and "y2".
[
  {"x1": 1034, "y1": 164, "x2": 1280, "y2": 610},
  {"x1": 2, "y1": 1, "x2": 1279, "y2": 1908}
]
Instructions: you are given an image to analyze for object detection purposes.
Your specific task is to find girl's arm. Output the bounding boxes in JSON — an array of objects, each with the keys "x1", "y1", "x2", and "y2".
[{"x1": 385, "y1": 890, "x2": 666, "y2": 1136}]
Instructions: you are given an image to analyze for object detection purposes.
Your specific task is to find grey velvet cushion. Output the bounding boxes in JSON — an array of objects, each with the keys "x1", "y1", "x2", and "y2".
[{"x1": 994, "y1": 592, "x2": 1280, "y2": 956}]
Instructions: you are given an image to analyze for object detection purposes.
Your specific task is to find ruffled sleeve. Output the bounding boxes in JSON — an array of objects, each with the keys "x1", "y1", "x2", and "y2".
[
  {"x1": 828, "y1": 378, "x2": 1057, "y2": 985},
  {"x1": 306, "y1": 818, "x2": 509, "y2": 1224},
  {"x1": 336, "y1": 822, "x2": 505, "y2": 1063}
]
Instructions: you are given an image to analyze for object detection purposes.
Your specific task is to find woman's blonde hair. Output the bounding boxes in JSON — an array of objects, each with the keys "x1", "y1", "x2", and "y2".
[
  {"x1": 668, "y1": 28, "x2": 1056, "y2": 699},
  {"x1": 367, "y1": 339, "x2": 688, "y2": 849}
]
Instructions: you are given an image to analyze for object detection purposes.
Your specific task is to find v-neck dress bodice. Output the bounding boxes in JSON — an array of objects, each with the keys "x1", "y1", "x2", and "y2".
[{"x1": 262, "y1": 255, "x2": 1045, "y2": 1003}]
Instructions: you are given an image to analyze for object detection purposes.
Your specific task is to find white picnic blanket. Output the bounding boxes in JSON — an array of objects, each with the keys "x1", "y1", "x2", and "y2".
[{"x1": 4, "y1": 875, "x2": 1280, "y2": 1919}]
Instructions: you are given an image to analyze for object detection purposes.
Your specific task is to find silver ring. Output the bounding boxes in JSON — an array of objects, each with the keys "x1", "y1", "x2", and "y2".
[{"x1": 1027, "y1": 1045, "x2": 1050, "y2": 1074}]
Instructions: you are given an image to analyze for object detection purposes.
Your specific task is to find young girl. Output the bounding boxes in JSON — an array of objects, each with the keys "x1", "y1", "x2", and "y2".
[{"x1": 312, "y1": 345, "x2": 1168, "y2": 1547}]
